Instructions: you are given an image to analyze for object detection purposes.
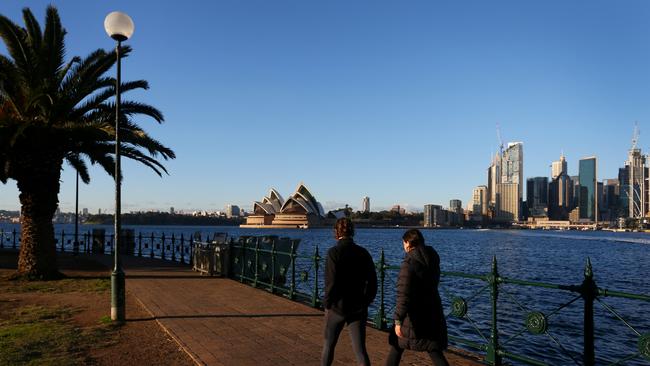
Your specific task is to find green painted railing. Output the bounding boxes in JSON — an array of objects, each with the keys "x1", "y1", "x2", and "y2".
[
  {"x1": 3, "y1": 230, "x2": 649, "y2": 365},
  {"x1": 220, "y1": 237, "x2": 650, "y2": 366}
]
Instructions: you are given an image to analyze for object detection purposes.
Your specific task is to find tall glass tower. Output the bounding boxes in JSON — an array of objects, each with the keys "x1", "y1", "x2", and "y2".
[{"x1": 579, "y1": 157, "x2": 598, "y2": 221}]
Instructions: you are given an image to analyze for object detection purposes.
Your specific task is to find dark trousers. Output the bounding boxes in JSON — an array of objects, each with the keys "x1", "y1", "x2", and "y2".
[
  {"x1": 321, "y1": 310, "x2": 371, "y2": 366},
  {"x1": 385, "y1": 328, "x2": 449, "y2": 366}
]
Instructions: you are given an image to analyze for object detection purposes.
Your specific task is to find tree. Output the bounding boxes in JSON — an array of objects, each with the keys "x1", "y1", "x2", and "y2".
[{"x1": 0, "y1": 6, "x2": 175, "y2": 279}]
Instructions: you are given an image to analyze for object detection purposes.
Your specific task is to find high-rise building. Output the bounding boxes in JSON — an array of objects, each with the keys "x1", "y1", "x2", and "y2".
[
  {"x1": 472, "y1": 186, "x2": 488, "y2": 215},
  {"x1": 549, "y1": 170, "x2": 573, "y2": 221},
  {"x1": 495, "y1": 183, "x2": 519, "y2": 222},
  {"x1": 625, "y1": 147, "x2": 647, "y2": 218},
  {"x1": 496, "y1": 142, "x2": 523, "y2": 221},
  {"x1": 552, "y1": 154, "x2": 568, "y2": 180},
  {"x1": 82, "y1": 208, "x2": 89, "y2": 216},
  {"x1": 225, "y1": 204, "x2": 240, "y2": 218},
  {"x1": 526, "y1": 177, "x2": 548, "y2": 218},
  {"x1": 424, "y1": 204, "x2": 443, "y2": 227},
  {"x1": 170, "y1": 207, "x2": 175, "y2": 214},
  {"x1": 602, "y1": 179, "x2": 619, "y2": 222},
  {"x1": 362, "y1": 196, "x2": 370, "y2": 213},
  {"x1": 449, "y1": 199, "x2": 463, "y2": 214},
  {"x1": 579, "y1": 157, "x2": 598, "y2": 222},
  {"x1": 487, "y1": 153, "x2": 501, "y2": 208}
]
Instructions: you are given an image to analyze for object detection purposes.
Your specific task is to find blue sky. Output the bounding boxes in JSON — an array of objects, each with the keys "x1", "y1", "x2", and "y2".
[{"x1": 1, "y1": 1, "x2": 650, "y2": 213}]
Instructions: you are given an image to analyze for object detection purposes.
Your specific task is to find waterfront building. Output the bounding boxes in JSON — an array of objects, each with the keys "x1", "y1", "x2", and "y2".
[
  {"x1": 449, "y1": 199, "x2": 463, "y2": 214},
  {"x1": 362, "y1": 196, "x2": 370, "y2": 213},
  {"x1": 225, "y1": 204, "x2": 240, "y2": 218},
  {"x1": 390, "y1": 205, "x2": 406, "y2": 215},
  {"x1": 424, "y1": 204, "x2": 434, "y2": 227},
  {"x1": 623, "y1": 147, "x2": 647, "y2": 218},
  {"x1": 498, "y1": 142, "x2": 523, "y2": 221},
  {"x1": 549, "y1": 172, "x2": 573, "y2": 220},
  {"x1": 526, "y1": 177, "x2": 548, "y2": 218},
  {"x1": 551, "y1": 153, "x2": 568, "y2": 179},
  {"x1": 472, "y1": 185, "x2": 488, "y2": 216},
  {"x1": 579, "y1": 157, "x2": 598, "y2": 222},
  {"x1": 495, "y1": 183, "x2": 519, "y2": 222},
  {"x1": 487, "y1": 153, "x2": 501, "y2": 208},
  {"x1": 243, "y1": 183, "x2": 325, "y2": 228}
]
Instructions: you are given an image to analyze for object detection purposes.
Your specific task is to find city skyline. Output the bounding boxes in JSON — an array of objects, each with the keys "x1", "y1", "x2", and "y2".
[{"x1": 2, "y1": 1, "x2": 650, "y2": 213}]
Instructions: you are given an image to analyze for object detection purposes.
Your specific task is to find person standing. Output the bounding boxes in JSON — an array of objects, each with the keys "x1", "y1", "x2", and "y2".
[
  {"x1": 385, "y1": 229, "x2": 449, "y2": 366},
  {"x1": 322, "y1": 218, "x2": 377, "y2": 366}
]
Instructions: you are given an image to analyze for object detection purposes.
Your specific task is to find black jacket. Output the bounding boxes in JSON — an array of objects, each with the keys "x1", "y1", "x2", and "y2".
[
  {"x1": 393, "y1": 245, "x2": 448, "y2": 352},
  {"x1": 323, "y1": 238, "x2": 377, "y2": 320}
]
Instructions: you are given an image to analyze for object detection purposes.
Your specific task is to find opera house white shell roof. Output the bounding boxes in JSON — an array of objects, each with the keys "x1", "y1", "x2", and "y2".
[{"x1": 253, "y1": 184, "x2": 324, "y2": 217}]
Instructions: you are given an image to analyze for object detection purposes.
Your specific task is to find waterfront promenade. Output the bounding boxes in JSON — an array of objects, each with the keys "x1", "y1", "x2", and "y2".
[{"x1": 105, "y1": 255, "x2": 481, "y2": 366}]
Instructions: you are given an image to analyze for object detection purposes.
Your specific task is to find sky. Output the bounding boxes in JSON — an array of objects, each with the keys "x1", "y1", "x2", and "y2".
[{"x1": 2, "y1": 1, "x2": 650, "y2": 214}]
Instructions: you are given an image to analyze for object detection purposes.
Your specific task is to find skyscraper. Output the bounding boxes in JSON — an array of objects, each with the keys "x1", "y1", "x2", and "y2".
[
  {"x1": 362, "y1": 196, "x2": 370, "y2": 213},
  {"x1": 625, "y1": 147, "x2": 646, "y2": 218},
  {"x1": 449, "y1": 199, "x2": 462, "y2": 214},
  {"x1": 472, "y1": 185, "x2": 488, "y2": 215},
  {"x1": 496, "y1": 142, "x2": 523, "y2": 221},
  {"x1": 487, "y1": 153, "x2": 501, "y2": 208},
  {"x1": 552, "y1": 153, "x2": 568, "y2": 180},
  {"x1": 579, "y1": 157, "x2": 598, "y2": 222},
  {"x1": 526, "y1": 177, "x2": 548, "y2": 217},
  {"x1": 423, "y1": 204, "x2": 443, "y2": 227}
]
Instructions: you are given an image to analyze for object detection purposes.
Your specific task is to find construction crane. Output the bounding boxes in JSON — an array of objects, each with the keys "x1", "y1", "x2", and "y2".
[
  {"x1": 631, "y1": 121, "x2": 640, "y2": 151},
  {"x1": 496, "y1": 123, "x2": 504, "y2": 155}
]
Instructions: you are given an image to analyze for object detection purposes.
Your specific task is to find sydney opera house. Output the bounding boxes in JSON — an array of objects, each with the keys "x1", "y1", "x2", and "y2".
[{"x1": 241, "y1": 183, "x2": 326, "y2": 228}]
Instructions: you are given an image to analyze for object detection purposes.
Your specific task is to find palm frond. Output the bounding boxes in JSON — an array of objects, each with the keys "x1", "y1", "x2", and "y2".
[{"x1": 64, "y1": 153, "x2": 89, "y2": 183}]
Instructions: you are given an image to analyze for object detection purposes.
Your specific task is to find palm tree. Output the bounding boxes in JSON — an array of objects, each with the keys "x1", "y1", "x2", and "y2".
[{"x1": 0, "y1": 6, "x2": 175, "y2": 279}]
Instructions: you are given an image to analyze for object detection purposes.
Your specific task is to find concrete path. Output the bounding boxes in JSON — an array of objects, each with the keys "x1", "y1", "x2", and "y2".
[{"x1": 113, "y1": 256, "x2": 482, "y2": 366}]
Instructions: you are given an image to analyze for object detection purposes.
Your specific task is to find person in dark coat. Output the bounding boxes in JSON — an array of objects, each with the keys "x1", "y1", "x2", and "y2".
[
  {"x1": 385, "y1": 229, "x2": 449, "y2": 366},
  {"x1": 322, "y1": 218, "x2": 377, "y2": 366}
]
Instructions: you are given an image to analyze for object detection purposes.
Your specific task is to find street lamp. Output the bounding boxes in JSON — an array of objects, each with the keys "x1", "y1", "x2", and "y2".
[{"x1": 104, "y1": 11, "x2": 134, "y2": 323}]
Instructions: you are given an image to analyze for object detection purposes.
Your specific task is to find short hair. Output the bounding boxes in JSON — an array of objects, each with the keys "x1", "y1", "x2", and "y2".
[
  {"x1": 335, "y1": 218, "x2": 354, "y2": 239},
  {"x1": 402, "y1": 229, "x2": 424, "y2": 247}
]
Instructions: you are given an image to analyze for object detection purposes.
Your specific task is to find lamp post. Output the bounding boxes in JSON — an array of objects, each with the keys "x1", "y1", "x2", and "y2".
[
  {"x1": 104, "y1": 11, "x2": 134, "y2": 323},
  {"x1": 74, "y1": 171, "x2": 79, "y2": 255}
]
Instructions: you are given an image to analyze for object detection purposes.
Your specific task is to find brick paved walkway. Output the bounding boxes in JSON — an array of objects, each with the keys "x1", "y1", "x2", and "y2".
[{"x1": 114, "y1": 256, "x2": 482, "y2": 366}]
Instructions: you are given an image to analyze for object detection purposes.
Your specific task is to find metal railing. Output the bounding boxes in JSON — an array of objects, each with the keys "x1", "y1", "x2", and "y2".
[
  {"x1": 3, "y1": 229, "x2": 649, "y2": 365},
  {"x1": 0, "y1": 228, "x2": 229, "y2": 265}
]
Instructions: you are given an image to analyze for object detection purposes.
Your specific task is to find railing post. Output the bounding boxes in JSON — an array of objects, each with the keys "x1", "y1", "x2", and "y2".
[
  {"x1": 253, "y1": 238, "x2": 260, "y2": 288},
  {"x1": 150, "y1": 232, "x2": 155, "y2": 258},
  {"x1": 486, "y1": 255, "x2": 502, "y2": 366},
  {"x1": 0, "y1": 229, "x2": 4, "y2": 249},
  {"x1": 180, "y1": 234, "x2": 185, "y2": 264},
  {"x1": 374, "y1": 249, "x2": 386, "y2": 330},
  {"x1": 12, "y1": 228, "x2": 17, "y2": 249},
  {"x1": 290, "y1": 240, "x2": 297, "y2": 300},
  {"x1": 189, "y1": 235, "x2": 194, "y2": 266},
  {"x1": 582, "y1": 258, "x2": 597, "y2": 366},
  {"x1": 161, "y1": 233, "x2": 166, "y2": 260},
  {"x1": 138, "y1": 232, "x2": 142, "y2": 257},
  {"x1": 312, "y1": 245, "x2": 320, "y2": 308},
  {"x1": 270, "y1": 239, "x2": 276, "y2": 293},
  {"x1": 240, "y1": 238, "x2": 246, "y2": 283},
  {"x1": 171, "y1": 233, "x2": 176, "y2": 262},
  {"x1": 61, "y1": 230, "x2": 65, "y2": 252}
]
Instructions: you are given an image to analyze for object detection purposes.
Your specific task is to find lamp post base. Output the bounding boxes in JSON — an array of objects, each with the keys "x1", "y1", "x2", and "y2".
[{"x1": 111, "y1": 269, "x2": 125, "y2": 322}]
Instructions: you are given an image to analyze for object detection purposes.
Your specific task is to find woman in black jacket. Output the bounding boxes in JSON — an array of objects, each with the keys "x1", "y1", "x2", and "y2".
[{"x1": 385, "y1": 229, "x2": 449, "y2": 366}]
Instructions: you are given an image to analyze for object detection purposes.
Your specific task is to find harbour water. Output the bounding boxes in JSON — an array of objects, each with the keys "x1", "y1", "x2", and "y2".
[{"x1": 2, "y1": 223, "x2": 649, "y2": 365}]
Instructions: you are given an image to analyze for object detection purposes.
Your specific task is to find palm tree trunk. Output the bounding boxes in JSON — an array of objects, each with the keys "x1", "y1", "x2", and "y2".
[{"x1": 15, "y1": 160, "x2": 62, "y2": 280}]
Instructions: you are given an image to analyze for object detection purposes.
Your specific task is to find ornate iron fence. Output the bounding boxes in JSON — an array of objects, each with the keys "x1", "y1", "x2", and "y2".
[{"x1": 2, "y1": 229, "x2": 649, "y2": 365}]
